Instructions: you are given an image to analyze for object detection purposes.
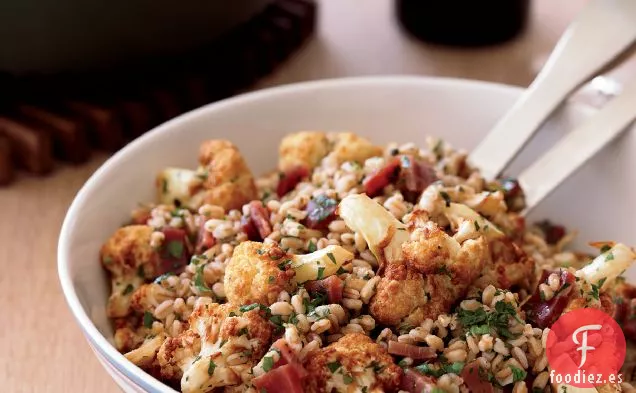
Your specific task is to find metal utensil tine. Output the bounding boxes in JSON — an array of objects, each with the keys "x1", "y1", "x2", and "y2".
[
  {"x1": 519, "y1": 78, "x2": 636, "y2": 215},
  {"x1": 469, "y1": 0, "x2": 636, "y2": 181}
]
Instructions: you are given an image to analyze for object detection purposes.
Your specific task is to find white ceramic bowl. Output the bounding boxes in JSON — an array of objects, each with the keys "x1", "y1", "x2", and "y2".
[{"x1": 58, "y1": 76, "x2": 636, "y2": 393}]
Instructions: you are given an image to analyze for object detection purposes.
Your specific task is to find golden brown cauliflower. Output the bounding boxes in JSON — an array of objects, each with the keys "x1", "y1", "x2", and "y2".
[
  {"x1": 278, "y1": 131, "x2": 330, "y2": 172},
  {"x1": 303, "y1": 333, "x2": 402, "y2": 393},
  {"x1": 101, "y1": 225, "x2": 157, "y2": 317},
  {"x1": 328, "y1": 132, "x2": 383, "y2": 166},
  {"x1": 223, "y1": 241, "x2": 296, "y2": 306},
  {"x1": 277, "y1": 131, "x2": 382, "y2": 174},
  {"x1": 197, "y1": 140, "x2": 258, "y2": 211},
  {"x1": 157, "y1": 302, "x2": 274, "y2": 392},
  {"x1": 371, "y1": 221, "x2": 489, "y2": 327},
  {"x1": 101, "y1": 224, "x2": 192, "y2": 317},
  {"x1": 224, "y1": 241, "x2": 296, "y2": 307},
  {"x1": 156, "y1": 140, "x2": 257, "y2": 211},
  {"x1": 339, "y1": 194, "x2": 490, "y2": 327}
]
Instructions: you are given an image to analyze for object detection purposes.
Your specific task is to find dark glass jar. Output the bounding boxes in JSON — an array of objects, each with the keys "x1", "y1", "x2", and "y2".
[{"x1": 396, "y1": 0, "x2": 531, "y2": 47}]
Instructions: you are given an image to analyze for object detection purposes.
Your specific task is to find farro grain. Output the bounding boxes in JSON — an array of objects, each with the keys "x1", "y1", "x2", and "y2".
[
  {"x1": 343, "y1": 287, "x2": 361, "y2": 300},
  {"x1": 154, "y1": 300, "x2": 174, "y2": 319},
  {"x1": 482, "y1": 285, "x2": 496, "y2": 307},
  {"x1": 466, "y1": 335, "x2": 479, "y2": 354},
  {"x1": 493, "y1": 338, "x2": 510, "y2": 356},
  {"x1": 533, "y1": 353, "x2": 548, "y2": 373},
  {"x1": 425, "y1": 335, "x2": 444, "y2": 352},
  {"x1": 460, "y1": 299, "x2": 481, "y2": 311},
  {"x1": 328, "y1": 304, "x2": 347, "y2": 324},
  {"x1": 398, "y1": 334, "x2": 416, "y2": 345},
  {"x1": 291, "y1": 294, "x2": 305, "y2": 315},
  {"x1": 311, "y1": 319, "x2": 331, "y2": 334},
  {"x1": 342, "y1": 298, "x2": 363, "y2": 311},
  {"x1": 270, "y1": 301, "x2": 294, "y2": 316},
  {"x1": 532, "y1": 371, "x2": 550, "y2": 389},
  {"x1": 295, "y1": 314, "x2": 310, "y2": 333},
  {"x1": 491, "y1": 354, "x2": 504, "y2": 372},
  {"x1": 512, "y1": 381, "x2": 528, "y2": 393},
  {"x1": 299, "y1": 340, "x2": 321, "y2": 361},
  {"x1": 541, "y1": 328, "x2": 550, "y2": 348},
  {"x1": 444, "y1": 348, "x2": 468, "y2": 363},
  {"x1": 212, "y1": 282, "x2": 225, "y2": 298},
  {"x1": 354, "y1": 232, "x2": 367, "y2": 253},
  {"x1": 511, "y1": 347, "x2": 529, "y2": 369},
  {"x1": 341, "y1": 324, "x2": 365, "y2": 335}
]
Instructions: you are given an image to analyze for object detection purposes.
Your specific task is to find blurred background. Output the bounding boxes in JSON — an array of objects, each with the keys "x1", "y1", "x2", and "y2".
[
  {"x1": 2, "y1": 0, "x2": 636, "y2": 391},
  {"x1": 2, "y1": 0, "x2": 634, "y2": 188}
]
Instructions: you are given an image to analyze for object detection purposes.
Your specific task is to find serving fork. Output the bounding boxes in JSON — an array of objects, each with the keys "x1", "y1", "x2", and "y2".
[{"x1": 468, "y1": 0, "x2": 636, "y2": 215}]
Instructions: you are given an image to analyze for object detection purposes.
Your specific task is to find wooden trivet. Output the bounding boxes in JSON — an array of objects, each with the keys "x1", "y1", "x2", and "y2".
[{"x1": 0, "y1": 0, "x2": 316, "y2": 186}]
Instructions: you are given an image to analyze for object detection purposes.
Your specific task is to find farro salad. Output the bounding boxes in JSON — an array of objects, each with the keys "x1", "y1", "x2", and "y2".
[{"x1": 100, "y1": 131, "x2": 636, "y2": 393}]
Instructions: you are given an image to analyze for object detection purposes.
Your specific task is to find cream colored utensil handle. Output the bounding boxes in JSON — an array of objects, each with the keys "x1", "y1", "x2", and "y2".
[
  {"x1": 519, "y1": 78, "x2": 636, "y2": 215},
  {"x1": 469, "y1": 0, "x2": 636, "y2": 181}
]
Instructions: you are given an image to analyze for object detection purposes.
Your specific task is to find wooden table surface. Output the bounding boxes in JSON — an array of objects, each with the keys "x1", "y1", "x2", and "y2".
[{"x1": 5, "y1": 0, "x2": 631, "y2": 391}]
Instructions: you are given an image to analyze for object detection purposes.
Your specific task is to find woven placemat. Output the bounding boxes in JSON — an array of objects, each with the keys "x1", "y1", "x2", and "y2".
[{"x1": 0, "y1": 0, "x2": 316, "y2": 186}]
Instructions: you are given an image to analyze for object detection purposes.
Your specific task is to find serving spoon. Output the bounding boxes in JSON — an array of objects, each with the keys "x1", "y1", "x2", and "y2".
[{"x1": 468, "y1": 0, "x2": 636, "y2": 205}]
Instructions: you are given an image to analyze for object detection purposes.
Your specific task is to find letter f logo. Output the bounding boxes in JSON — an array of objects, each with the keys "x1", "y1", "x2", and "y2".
[{"x1": 572, "y1": 324, "x2": 602, "y2": 368}]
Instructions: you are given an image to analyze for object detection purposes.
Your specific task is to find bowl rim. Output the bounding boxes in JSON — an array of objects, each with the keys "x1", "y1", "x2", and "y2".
[{"x1": 57, "y1": 75, "x2": 525, "y2": 392}]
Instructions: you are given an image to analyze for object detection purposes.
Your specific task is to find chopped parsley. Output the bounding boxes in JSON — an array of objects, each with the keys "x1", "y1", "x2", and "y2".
[
  {"x1": 190, "y1": 254, "x2": 206, "y2": 265},
  {"x1": 415, "y1": 362, "x2": 464, "y2": 378},
  {"x1": 102, "y1": 256, "x2": 113, "y2": 265},
  {"x1": 208, "y1": 359, "x2": 216, "y2": 376},
  {"x1": 303, "y1": 292, "x2": 327, "y2": 315},
  {"x1": 336, "y1": 266, "x2": 348, "y2": 275},
  {"x1": 240, "y1": 303, "x2": 271, "y2": 317},
  {"x1": 600, "y1": 244, "x2": 612, "y2": 253},
  {"x1": 143, "y1": 311, "x2": 155, "y2": 328},
  {"x1": 436, "y1": 265, "x2": 452, "y2": 277},
  {"x1": 327, "y1": 252, "x2": 336, "y2": 264},
  {"x1": 458, "y1": 300, "x2": 520, "y2": 339},
  {"x1": 605, "y1": 252, "x2": 615, "y2": 261},
  {"x1": 194, "y1": 264, "x2": 212, "y2": 293},
  {"x1": 308, "y1": 240, "x2": 317, "y2": 253},
  {"x1": 229, "y1": 311, "x2": 237, "y2": 317},
  {"x1": 307, "y1": 195, "x2": 338, "y2": 225},
  {"x1": 590, "y1": 277, "x2": 607, "y2": 300},
  {"x1": 278, "y1": 259, "x2": 292, "y2": 270},
  {"x1": 510, "y1": 366, "x2": 527, "y2": 382},
  {"x1": 474, "y1": 221, "x2": 480, "y2": 231},
  {"x1": 257, "y1": 249, "x2": 265, "y2": 255},
  {"x1": 238, "y1": 327, "x2": 249, "y2": 336},
  {"x1": 439, "y1": 191, "x2": 452, "y2": 207},
  {"x1": 269, "y1": 276, "x2": 275, "y2": 283},
  {"x1": 553, "y1": 282, "x2": 570, "y2": 297},
  {"x1": 327, "y1": 361, "x2": 341, "y2": 373},
  {"x1": 262, "y1": 356, "x2": 274, "y2": 372},
  {"x1": 269, "y1": 315, "x2": 284, "y2": 332},
  {"x1": 122, "y1": 284, "x2": 134, "y2": 295},
  {"x1": 289, "y1": 312, "x2": 299, "y2": 325},
  {"x1": 342, "y1": 374, "x2": 354, "y2": 384},
  {"x1": 136, "y1": 265, "x2": 145, "y2": 278},
  {"x1": 431, "y1": 388, "x2": 446, "y2": 393},
  {"x1": 166, "y1": 240, "x2": 184, "y2": 259},
  {"x1": 317, "y1": 266, "x2": 326, "y2": 280}
]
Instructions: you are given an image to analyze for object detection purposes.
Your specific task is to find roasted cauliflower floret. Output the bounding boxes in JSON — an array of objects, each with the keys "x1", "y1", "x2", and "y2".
[
  {"x1": 328, "y1": 132, "x2": 383, "y2": 166},
  {"x1": 278, "y1": 131, "x2": 330, "y2": 172},
  {"x1": 125, "y1": 333, "x2": 167, "y2": 368},
  {"x1": 101, "y1": 225, "x2": 157, "y2": 317},
  {"x1": 157, "y1": 302, "x2": 274, "y2": 392},
  {"x1": 339, "y1": 194, "x2": 489, "y2": 326},
  {"x1": 303, "y1": 333, "x2": 402, "y2": 393},
  {"x1": 197, "y1": 140, "x2": 258, "y2": 211},
  {"x1": 156, "y1": 140, "x2": 257, "y2": 211},
  {"x1": 224, "y1": 241, "x2": 296, "y2": 306},
  {"x1": 371, "y1": 222, "x2": 489, "y2": 327}
]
